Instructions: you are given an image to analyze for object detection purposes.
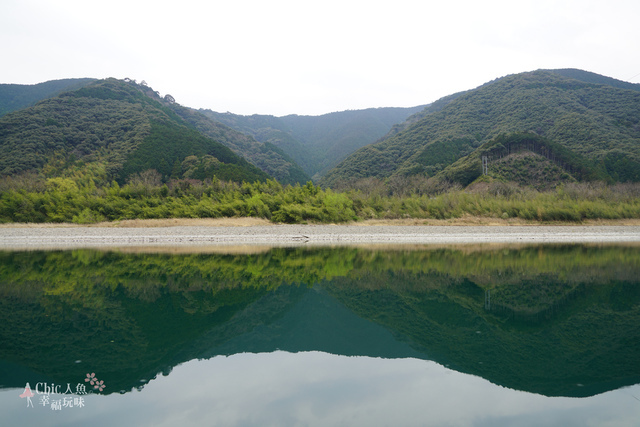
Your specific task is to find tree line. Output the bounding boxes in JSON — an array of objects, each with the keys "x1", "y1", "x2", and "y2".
[{"x1": 1, "y1": 169, "x2": 639, "y2": 224}]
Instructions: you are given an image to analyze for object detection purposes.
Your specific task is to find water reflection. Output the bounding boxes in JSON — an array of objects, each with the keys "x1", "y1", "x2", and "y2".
[
  {"x1": 4, "y1": 352, "x2": 640, "y2": 427},
  {"x1": 1, "y1": 245, "x2": 639, "y2": 411}
]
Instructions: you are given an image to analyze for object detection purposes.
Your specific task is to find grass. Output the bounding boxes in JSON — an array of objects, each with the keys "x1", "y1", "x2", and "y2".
[
  {"x1": 1, "y1": 176, "x2": 640, "y2": 225},
  {"x1": 1, "y1": 217, "x2": 639, "y2": 228}
]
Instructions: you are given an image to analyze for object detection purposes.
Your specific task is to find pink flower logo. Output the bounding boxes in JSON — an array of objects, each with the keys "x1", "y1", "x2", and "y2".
[
  {"x1": 85, "y1": 373, "x2": 97, "y2": 386},
  {"x1": 85, "y1": 373, "x2": 106, "y2": 392}
]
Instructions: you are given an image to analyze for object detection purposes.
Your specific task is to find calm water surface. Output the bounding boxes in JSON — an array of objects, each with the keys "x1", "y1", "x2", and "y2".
[{"x1": 1, "y1": 244, "x2": 639, "y2": 426}]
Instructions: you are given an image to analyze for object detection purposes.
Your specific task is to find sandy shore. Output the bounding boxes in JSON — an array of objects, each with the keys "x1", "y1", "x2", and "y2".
[{"x1": 1, "y1": 218, "x2": 639, "y2": 250}]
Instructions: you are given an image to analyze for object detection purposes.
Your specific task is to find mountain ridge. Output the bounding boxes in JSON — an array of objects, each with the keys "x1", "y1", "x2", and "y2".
[
  {"x1": 0, "y1": 78, "x2": 424, "y2": 185},
  {"x1": 202, "y1": 105, "x2": 424, "y2": 180},
  {"x1": 0, "y1": 78, "x2": 96, "y2": 117},
  {"x1": 321, "y1": 69, "x2": 640, "y2": 189},
  {"x1": 2, "y1": 68, "x2": 639, "y2": 192},
  {"x1": 0, "y1": 78, "x2": 270, "y2": 184}
]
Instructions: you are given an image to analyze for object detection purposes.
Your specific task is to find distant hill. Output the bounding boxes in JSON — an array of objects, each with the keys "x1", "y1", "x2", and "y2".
[
  {"x1": 322, "y1": 69, "x2": 640, "y2": 188},
  {"x1": 202, "y1": 105, "x2": 425, "y2": 180},
  {"x1": 0, "y1": 78, "x2": 270, "y2": 184},
  {"x1": 168, "y1": 105, "x2": 309, "y2": 185},
  {"x1": 0, "y1": 78, "x2": 96, "y2": 117}
]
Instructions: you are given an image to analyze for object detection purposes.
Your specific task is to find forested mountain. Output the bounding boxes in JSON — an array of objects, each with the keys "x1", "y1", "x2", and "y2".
[
  {"x1": 3, "y1": 68, "x2": 639, "y2": 195},
  {"x1": 0, "y1": 78, "x2": 96, "y2": 117},
  {"x1": 202, "y1": 106, "x2": 424, "y2": 180},
  {"x1": 2, "y1": 73, "x2": 640, "y2": 224},
  {"x1": 168, "y1": 105, "x2": 309, "y2": 185},
  {"x1": 0, "y1": 78, "x2": 269, "y2": 184},
  {"x1": 322, "y1": 69, "x2": 640, "y2": 189}
]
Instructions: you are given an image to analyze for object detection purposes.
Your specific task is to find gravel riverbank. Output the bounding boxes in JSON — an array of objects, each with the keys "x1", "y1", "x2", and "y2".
[{"x1": 1, "y1": 224, "x2": 639, "y2": 250}]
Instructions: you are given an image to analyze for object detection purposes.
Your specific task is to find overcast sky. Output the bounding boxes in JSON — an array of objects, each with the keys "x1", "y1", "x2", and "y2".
[{"x1": 2, "y1": 0, "x2": 639, "y2": 116}]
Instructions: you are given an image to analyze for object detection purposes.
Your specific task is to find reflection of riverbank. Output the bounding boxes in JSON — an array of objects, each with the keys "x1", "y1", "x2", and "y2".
[
  {"x1": 1, "y1": 245, "x2": 639, "y2": 398},
  {"x1": 1, "y1": 225, "x2": 640, "y2": 250}
]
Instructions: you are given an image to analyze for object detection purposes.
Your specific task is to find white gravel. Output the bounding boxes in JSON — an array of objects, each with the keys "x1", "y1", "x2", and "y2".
[{"x1": 1, "y1": 225, "x2": 639, "y2": 250}]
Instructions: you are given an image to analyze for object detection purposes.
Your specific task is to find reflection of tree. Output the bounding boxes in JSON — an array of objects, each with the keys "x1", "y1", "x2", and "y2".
[
  {"x1": 322, "y1": 248, "x2": 640, "y2": 398},
  {"x1": 0, "y1": 245, "x2": 638, "y2": 397},
  {"x1": 0, "y1": 251, "x2": 277, "y2": 393}
]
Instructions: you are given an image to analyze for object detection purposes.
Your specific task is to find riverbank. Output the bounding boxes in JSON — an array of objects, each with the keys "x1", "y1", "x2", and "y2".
[{"x1": 1, "y1": 218, "x2": 639, "y2": 249}]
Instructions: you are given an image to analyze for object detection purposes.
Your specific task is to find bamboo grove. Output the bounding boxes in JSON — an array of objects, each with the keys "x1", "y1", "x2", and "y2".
[{"x1": 1, "y1": 169, "x2": 639, "y2": 224}]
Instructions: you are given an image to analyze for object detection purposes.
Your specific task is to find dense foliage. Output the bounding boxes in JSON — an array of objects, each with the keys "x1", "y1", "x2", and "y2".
[
  {"x1": 436, "y1": 132, "x2": 614, "y2": 187},
  {"x1": 0, "y1": 175, "x2": 357, "y2": 223},
  {"x1": 1, "y1": 169, "x2": 639, "y2": 223},
  {"x1": 0, "y1": 78, "x2": 270, "y2": 184},
  {"x1": 112, "y1": 82, "x2": 310, "y2": 185},
  {"x1": 119, "y1": 120, "x2": 268, "y2": 183},
  {"x1": 322, "y1": 69, "x2": 640, "y2": 187},
  {"x1": 203, "y1": 106, "x2": 424, "y2": 180},
  {"x1": 0, "y1": 78, "x2": 95, "y2": 117},
  {"x1": 169, "y1": 104, "x2": 309, "y2": 185},
  {"x1": 2, "y1": 70, "x2": 640, "y2": 224}
]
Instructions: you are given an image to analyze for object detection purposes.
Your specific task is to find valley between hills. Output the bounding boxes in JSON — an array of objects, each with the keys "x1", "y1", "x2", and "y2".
[{"x1": 0, "y1": 68, "x2": 639, "y2": 225}]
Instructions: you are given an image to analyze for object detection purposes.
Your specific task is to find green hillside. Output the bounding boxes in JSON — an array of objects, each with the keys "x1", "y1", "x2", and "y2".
[
  {"x1": 438, "y1": 132, "x2": 615, "y2": 188},
  {"x1": 124, "y1": 84, "x2": 309, "y2": 185},
  {"x1": 202, "y1": 106, "x2": 424, "y2": 180},
  {"x1": 322, "y1": 69, "x2": 640, "y2": 188},
  {"x1": 0, "y1": 78, "x2": 96, "y2": 117},
  {"x1": 0, "y1": 78, "x2": 269, "y2": 184}
]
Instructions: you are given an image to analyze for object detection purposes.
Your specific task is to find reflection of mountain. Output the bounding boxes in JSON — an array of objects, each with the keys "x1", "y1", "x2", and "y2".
[
  {"x1": 325, "y1": 275, "x2": 640, "y2": 397},
  {"x1": 0, "y1": 260, "x2": 276, "y2": 393},
  {"x1": 201, "y1": 284, "x2": 424, "y2": 360},
  {"x1": 0, "y1": 245, "x2": 639, "y2": 397}
]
